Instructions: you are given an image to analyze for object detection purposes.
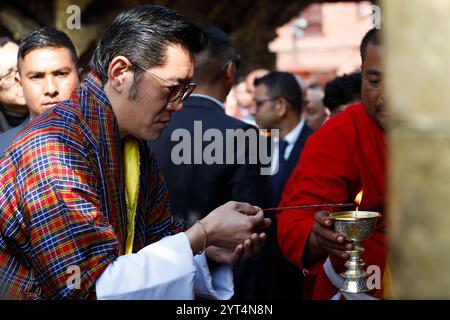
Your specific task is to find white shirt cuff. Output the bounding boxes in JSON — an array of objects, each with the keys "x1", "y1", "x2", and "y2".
[{"x1": 193, "y1": 253, "x2": 234, "y2": 300}]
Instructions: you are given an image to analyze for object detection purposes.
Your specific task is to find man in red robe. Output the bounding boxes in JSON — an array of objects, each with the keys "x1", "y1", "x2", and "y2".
[{"x1": 277, "y1": 28, "x2": 387, "y2": 299}]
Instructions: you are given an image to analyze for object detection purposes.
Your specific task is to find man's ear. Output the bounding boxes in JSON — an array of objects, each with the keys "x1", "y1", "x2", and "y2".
[
  {"x1": 275, "y1": 97, "x2": 288, "y2": 117},
  {"x1": 15, "y1": 70, "x2": 22, "y2": 87},
  {"x1": 224, "y1": 61, "x2": 235, "y2": 82},
  {"x1": 107, "y1": 56, "x2": 132, "y2": 93},
  {"x1": 77, "y1": 67, "x2": 84, "y2": 79},
  {"x1": 15, "y1": 60, "x2": 22, "y2": 87}
]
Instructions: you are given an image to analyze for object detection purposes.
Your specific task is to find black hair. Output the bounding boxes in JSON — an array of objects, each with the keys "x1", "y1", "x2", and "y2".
[
  {"x1": 89, "y1": 4, "x2": 208, "y2": 97},
  {"x1": 18, "y1": 27, "x2": 79, "y2": 71},
  {"x1": 0, "y1": 36, "x2": 11, "y2": 48},
  {"x1": 323, "y1": 72, "x2": 362, "y2": 111},
  {"x1": 254, "y1": 71, "x2": 303, "y2": 113},
  {"x1": 194, "y1": 25, "x2": 237, "y2": 84},
  {"x1": 360, "y1": 28, "x2": 381, "y2": 62}
]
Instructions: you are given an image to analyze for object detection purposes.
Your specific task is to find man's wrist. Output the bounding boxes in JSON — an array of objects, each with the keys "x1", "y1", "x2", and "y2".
[
  {"x1": 186, "y1": 223, "x2": 207, "y2": 255},
  {"x1": 194, "y1": 221, "x2": 208, "y2": 255}
]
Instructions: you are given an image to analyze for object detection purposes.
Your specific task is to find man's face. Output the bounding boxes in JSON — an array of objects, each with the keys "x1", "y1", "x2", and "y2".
[
  {"x1": 245, "y1": 69, "x2": 269, "y2": 112},
  {"x1": 0, "y1": 42, "x2": 26, "y2": 109},
  {"x1": 113, "y1": 44, "x2": 194, "y2": 141},
  {"x1": 250, "y1": 84, "x2": 278, "y2": 129},
  {"x1": 19, "y1": 46, "x2": 79, "y2": 118},
  {"x1": 235, "y1": 81, "x2": 251, "y2": 108},
  {"x1": 361, "y1": 43, "x2": 385, "y2": 130},
  {"x1": 303, "y1": 89, "x2": 329, "y2": 131}
]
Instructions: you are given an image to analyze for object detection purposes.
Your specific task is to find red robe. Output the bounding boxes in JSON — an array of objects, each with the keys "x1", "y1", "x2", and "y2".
[{"x1": 277, "y1": 103, "x2": 387, "y2": 299}]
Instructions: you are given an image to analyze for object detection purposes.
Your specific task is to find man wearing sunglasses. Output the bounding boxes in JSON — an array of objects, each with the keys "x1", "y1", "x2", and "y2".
[
  {"x1": 0, "y1": 6, "x2": 270, "y2": 299},
  {"x1": 150, "y1": 25, "x2": 268, "y2": 225},
  {"x1": 0, "y1": 37, "x2": 28, "y2": 133}
]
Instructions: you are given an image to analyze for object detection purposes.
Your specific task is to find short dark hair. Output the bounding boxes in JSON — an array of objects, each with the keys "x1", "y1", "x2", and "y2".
[
  {"x1": 89, "y1": 4, "x2": 207, "y2": 94},
  {"x1": 0, "y1": 36, "x2": 12, "y2": 48},
  {"x1": 194, "y1": 25, "x2": 238, "y2": 84},
  {"x1": 18, "y1": 27, "x2": 79, "y2": 72},
  {"x1": 323, "y1": 72, "x2": 362, "y2": 111},
  {"x1": 360, "y1": 28, "x2": 381, "y2": 62},
  {"x1": 254, "y1": 71, "x2": 303, "y2": 113}
]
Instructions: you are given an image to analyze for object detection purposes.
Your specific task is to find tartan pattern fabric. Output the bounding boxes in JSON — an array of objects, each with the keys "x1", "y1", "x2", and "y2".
[{"x1": 0, "y1": 72, "x2": 184, "y2": 299}]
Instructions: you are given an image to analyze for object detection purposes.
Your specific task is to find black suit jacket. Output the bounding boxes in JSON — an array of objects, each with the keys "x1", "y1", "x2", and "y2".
[
  {"x1": 234, "y1": 123, "x2": 313, "y2": 300},
  {"x1": 271, "y1": 123, "x2": 313, "y2": 206},
  {"x1": 149, "y1": 95, "x2": 271, "y2": 224}
]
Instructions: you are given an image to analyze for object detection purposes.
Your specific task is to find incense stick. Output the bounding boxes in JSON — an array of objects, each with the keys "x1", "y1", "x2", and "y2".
[{"x1": 262, "y1": 203, "x2": 354, "y2": 212}]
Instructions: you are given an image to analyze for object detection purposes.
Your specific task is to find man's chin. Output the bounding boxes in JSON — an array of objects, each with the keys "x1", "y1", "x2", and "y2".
[
  {"x1": 15, "y1": 99, "x2": 26, "y2": 107},
  {"x1": 145, "y1": 129, "x2": 164, "y2": 141},
  {"x1": 376, "y1": 114, "x2": 388, "y2": 131}
]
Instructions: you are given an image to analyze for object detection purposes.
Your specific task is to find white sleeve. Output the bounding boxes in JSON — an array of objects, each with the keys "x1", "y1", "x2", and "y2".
[
  {"x1": 95, "y1": 232, "x2": 196, "y2": 300},
  {"x1": 193, "y1": 253, "x2": 234, "y2": 300}
]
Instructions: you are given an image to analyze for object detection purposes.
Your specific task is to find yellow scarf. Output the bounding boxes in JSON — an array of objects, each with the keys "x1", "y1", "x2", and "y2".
[{"x1": 123, "y1": 136, "x2": 140, "y2": 255}]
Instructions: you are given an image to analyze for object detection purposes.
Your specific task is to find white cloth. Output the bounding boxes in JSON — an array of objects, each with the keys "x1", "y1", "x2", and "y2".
[
  {"x1": 270, "y1": 118, "x2": 305, "y2": 175},
  {"x1": 193, "y1": 251, "x2": 234, "y2": 299},
  {"x1": 95, "y1": 232, "x2": 233, "y2": 300}
]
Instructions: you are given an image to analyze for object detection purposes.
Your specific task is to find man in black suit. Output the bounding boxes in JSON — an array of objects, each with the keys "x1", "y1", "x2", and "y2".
[
  {"x1": 149, "y1": 25, "x2": 270, "y2": 225},
  {"x1": 251, "y1": 71, "x2": 313, "y2": 206},
  {"x1": 149, "y1": 25, "x2": 272, "y2": 299},
  {"x1": 247, "y1": 71, "x2": 313, "y2": 299}
]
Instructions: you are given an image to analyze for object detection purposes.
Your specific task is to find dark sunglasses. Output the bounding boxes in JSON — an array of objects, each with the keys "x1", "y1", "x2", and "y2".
[{"x1": 134, "y1": 63, "x2": 196, "y2": 103}]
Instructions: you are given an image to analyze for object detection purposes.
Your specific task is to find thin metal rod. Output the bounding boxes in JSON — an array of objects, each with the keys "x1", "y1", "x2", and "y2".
[{"x1": 262, "y1": 203, "x2": 354, "y2": 212}]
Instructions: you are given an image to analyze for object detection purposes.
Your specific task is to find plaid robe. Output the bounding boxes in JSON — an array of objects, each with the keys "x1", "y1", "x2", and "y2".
[{"x1": 0, "y1": 72, "x2": 184, "y2": 299}]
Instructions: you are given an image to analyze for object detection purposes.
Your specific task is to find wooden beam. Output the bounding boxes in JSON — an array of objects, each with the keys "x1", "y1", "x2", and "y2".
[
  {"x1": 0, "y1": 6, "x2": 39, "y2": 41},
  {"x1": 54, "y1": 0, "x2": 100, "y2": 57}
]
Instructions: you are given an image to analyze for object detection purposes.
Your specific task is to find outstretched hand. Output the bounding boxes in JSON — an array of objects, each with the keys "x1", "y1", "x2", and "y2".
[
  {"x1": 205, "y1": 232, "x2": 267, "y2": 265},
  {"x1": 202, "y1": 201, "x2": 271, "y2": 251}
]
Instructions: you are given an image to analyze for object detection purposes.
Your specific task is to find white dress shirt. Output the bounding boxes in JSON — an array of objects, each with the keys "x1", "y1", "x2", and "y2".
[
  {"x1": 270, "y1": 118, "x2": 305, "y2": 175},
  {"x1": 190, "y1": 93, "x2": 225, "y2": 110}
]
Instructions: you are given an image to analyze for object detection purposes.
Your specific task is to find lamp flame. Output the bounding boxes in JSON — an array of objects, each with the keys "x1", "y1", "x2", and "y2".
[{"x1": 355, "y1": 190, "x2": 363, "y2": 206}]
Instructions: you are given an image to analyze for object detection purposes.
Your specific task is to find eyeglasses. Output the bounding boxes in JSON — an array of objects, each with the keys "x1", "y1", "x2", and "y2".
[
  {"x1": 0, "y1": 67, "x2": 17, "y2": 88},
  {"x1": 219, "y1": 53, "x2": 241, "y2": 71},
  {"x1": 133, "y1": 63, "x2": 196, "y2": 103},
  {"x1": 254, "y1": 97, "x2": 278, "y2": 107}
]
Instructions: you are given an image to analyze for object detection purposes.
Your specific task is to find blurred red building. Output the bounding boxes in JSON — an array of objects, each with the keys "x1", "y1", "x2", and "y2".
[{"x1": 269, "y1": 1, "x2": 374, "y2": 85}]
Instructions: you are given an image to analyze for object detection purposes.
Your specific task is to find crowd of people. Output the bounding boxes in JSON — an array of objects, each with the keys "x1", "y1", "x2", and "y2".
[{"x1": 0, "y1": 4, "x2": 387, "y2": 300}]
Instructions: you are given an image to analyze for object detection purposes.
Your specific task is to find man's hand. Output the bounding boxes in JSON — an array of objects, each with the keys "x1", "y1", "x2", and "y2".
[
  {"x1": 205, "y1": 232, "x2": 267, "y2": 265},
  {"x1": 304, "y1": 211, "x2": 354, "y2": 265},
  {"x1": 201, "y1": 201, "x2": 271, "y2": 251}
]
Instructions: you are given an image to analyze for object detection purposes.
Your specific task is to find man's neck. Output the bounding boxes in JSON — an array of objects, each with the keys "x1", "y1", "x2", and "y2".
[
  {"x1": 104, "y1": 82, "x2": 128, "y2": 138},
  {"x1": 193, "y1": 84, "x2": 227, "y2": 103},
  {"x1": 279, "y1": 114, "x2": 301, "y2": 140}
]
